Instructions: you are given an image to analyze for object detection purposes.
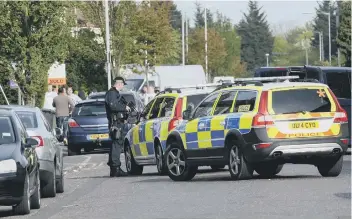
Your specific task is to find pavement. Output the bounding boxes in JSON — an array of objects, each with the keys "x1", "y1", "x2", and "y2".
[{"x1": 0, "y1": 147, "x2": 351, "y2": 219}]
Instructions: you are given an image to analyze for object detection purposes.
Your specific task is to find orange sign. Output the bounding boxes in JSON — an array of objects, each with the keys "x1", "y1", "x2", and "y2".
[{"x1": 48, "y1": 78, "x2": 66, "y2": 85}]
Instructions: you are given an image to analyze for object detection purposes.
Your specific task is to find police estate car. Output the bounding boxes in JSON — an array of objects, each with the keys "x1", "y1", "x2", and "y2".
[{"x1": 163, "y1": 76, "x2": 349, "y2": 181}]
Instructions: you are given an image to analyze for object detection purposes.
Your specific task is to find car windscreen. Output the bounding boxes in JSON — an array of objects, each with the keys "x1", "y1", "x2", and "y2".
[
  {"x1": 0, "y1": 117, "x2": 15, "y2": 144},
  {"x1": 324, "y1": 69, "x2": 351, "y2": 99},
  {"x1": 16, "y1": 111, "x2": 38, "y2": 129},
  {"x1": 270, "y1": 88, "x2": 332, "y2": 114},
  {"x1": 89, "y1": 94, "x2": 105, "y2": 99},
  {"x1": 73, "y1": 102, "x2": 106, "y2": 116},
  {"x1": 186, "y1": 93, "x2": 209, "y2": 109},
  {"x1": 125, "y1": 79, "x2": 144, "y2": 91}
]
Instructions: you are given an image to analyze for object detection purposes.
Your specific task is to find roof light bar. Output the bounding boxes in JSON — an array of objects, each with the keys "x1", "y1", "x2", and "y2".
[{"x1": 164, "y1": 83, "x2": 221, "y2": 90}]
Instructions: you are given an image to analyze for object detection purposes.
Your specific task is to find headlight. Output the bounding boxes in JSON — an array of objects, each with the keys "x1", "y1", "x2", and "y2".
[{"x1": 0, "y1": 159, "x2": 17, "y2": 174}]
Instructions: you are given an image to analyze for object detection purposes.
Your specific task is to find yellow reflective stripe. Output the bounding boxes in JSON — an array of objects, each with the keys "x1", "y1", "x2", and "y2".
[
  {"x1": 139, "y1": 143, "x2": 148, "y2": 156},
  {"x1": 182, "y1": 96, "x2": 187, "y2": 112},
  {"x1": 210, "y1": 93, "x2": 222, "y2": 115},
  {"x1": 144, "y1": 121, "x2": 154, "y2": 142},
  {"x1": 239, "y1": 112, "x2": 255, "y2": 129},
  {"x1": 229, "y1": 91, "x2": 239, "y2": 113}
]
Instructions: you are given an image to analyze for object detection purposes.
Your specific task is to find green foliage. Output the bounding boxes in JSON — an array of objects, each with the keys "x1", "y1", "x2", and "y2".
[
  {"x1": 188, "y1": 28, "x2": 227, "y2": 77},
  {"x1": 66, "y1": 29, "x2": 106, "y2": 92},
  {"x1": 237, "y1": 1, "x2": 274, "y2": 72},
  {"x1": 0, "y1": 1, "x2": 73, "y2": 107},
  {"x1": 193, "y1": 2, "x2": 214, "y2": 28},
  {"x1": 337, "y1": 0, "x2": 351, "y2": 67}
]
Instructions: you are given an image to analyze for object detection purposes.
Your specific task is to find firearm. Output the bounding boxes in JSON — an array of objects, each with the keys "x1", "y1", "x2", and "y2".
[{"x1": 119, "y1": 96, "x2": 137, "y2": 113}]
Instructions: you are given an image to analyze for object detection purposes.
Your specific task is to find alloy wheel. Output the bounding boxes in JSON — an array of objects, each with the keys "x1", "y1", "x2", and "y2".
[{"x1": 166, "y1": 148, "x2": 186, "y2": 176}]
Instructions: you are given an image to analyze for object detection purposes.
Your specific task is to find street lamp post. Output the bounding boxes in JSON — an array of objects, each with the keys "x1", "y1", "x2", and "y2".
[
  {"x1": 265, "y1": 53, "x2": 269, "y2": 67},
  {"x1": 204, "y1": 5, "x2": 208, "y2": 82},
  {"x1": 303, "y1": 12, "x2": 331, "y2": 65},
  {"x1": 104, "y1": 0, "x2": 111, "y2": 89}
]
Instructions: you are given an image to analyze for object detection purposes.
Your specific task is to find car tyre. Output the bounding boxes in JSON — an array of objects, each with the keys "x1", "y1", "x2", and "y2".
[
  {"x1": 254, "y1": 162, "x2": 283, "y2": 178},
  {"x1": 13, "y1": 173, "x2": 30, "y2": 215},
  {"x1": 165, "y1": 143, "x2": 197, "y2": 181},
  {"x1": 68, "y1": 144, "x2": 81, "y2": 156},
  {"x1": 124, "y1": 144, "x2": 143, "y2": 175},
  {"x1": 155, "y1": 143, "x2": 167, "y2": 175},
  {"x1": 56, "y1": 159, "x2": 64, "y2": 193},
  {"x1": 30, "y1": 168, "x2": 41, "y2": 209},
  {"x1": 41, "y1": 167, "x2": 56, "y2": 198},
  {"x1": 317, "y1": 155, "x2": 343, "y2": 177},
  {"x1": 228, "y1": 144, "x2": 253, "y2": 180}
]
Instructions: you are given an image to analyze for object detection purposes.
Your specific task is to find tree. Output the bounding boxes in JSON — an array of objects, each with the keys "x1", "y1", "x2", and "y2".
[
  {"x1": 0, "y1": 1, "x2": 73, "y2": 106},
  {"x1": 214, "y1": 12, "x2": 246, "y2": 77},
  {"x1": 312, "y1": 0, "x2": 337, "y2": 61},
  {"x1": 169, "y1": 1, "x2": 182, "y2": 31},
  {"x1": 194, "y1": 2, "x2": 214, "y2": 28},
  {"x1": 188, "y1": 28, "x2": 227, "y2": 77},
  {"x1": 66, "y1": 29, "x2": 106, "y2": 93},
  {"x1": 237, "y1": 1, "x2": 274, "y2": 72},
  {"x1": 337, "y1": 0, "x2": 351, "y2": 67}
]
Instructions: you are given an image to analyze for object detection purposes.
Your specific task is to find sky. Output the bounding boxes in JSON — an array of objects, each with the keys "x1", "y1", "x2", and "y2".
[{"x1": 175, "y1": 0, "x2": 320, "y2": 35}]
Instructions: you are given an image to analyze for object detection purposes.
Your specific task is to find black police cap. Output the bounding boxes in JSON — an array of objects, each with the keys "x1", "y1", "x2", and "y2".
[{"x1": 113, "y1": 76, "x2": 127, "y2": 85}]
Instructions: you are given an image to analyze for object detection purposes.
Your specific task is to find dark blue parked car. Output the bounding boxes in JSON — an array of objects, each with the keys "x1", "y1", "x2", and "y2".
[
  {"x1": 67, "y1": 91, "x2": 143, "y2": 156},
  {"x1": 255, "y1": 66, "x2": 351, "y2": 146}
]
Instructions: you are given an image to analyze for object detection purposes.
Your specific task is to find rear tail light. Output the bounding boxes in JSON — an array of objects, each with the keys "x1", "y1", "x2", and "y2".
[
  {"x1": 254, "y1": 142, "x2": 272, "y2": 149},
  {"x1": 168, "y1": 98, "x2": 183, "y2": 131},
  {"x1": 340, "y1": 139, "x2": 349, "y2": 145},
  {"x1": 68, "y1": 119, "x2": 79, "y2": 128},
  {"x1": 327, "y1": 88, "x2": 348, "y2": 124},
  {"x1": 252, "y1": 91, "x2": 274, "y2": 127},
  {"x1": 31, "y1": 136, "x2": 44, "y2": 147}
]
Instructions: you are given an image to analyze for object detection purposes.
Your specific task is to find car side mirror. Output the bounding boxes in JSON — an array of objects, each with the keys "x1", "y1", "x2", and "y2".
[
  {"x1": 55, "y1": 127, "x2": 64, "y2": 142},
  {"x1": 25, "y1": 138, "x2": 39, "y2": 148}
]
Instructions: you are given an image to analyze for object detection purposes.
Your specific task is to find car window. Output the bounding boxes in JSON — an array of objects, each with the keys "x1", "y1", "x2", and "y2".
[
  {"x1": 39, "y1": 112, "x2": 51, "y2": 132},
  {"x1": 326, "y1": 72, "x2": 351, "y2": 99},
  {"x1": 149, "y1": 97, "x2": 164, "y2": 119},
  {"x1": 193, "y1": 93, "x2": 219, "y2": 118},
  {"x1": 16, "y1": 111, "x2": 38, "y2": 129},
  {"x1": 185, "y1": 93, "x2": 209, "y2": 109},
  {"x1": 72, "y1": 102, "x2": 106, "y2": 116},
  {"x1": 159, "y1": 97, "x2": 175, "y2": 118},
  {"x1": 233, "y1": 91, "x2": 257, "y2": 113},
  {"x1": 141, "y1": 99, "x2": 154, "y2": 118},
  {"x1": 270, "y1": 88, "x2": 332, "y2": 114},
  {"x1": 0, "y1": 117, "x2": 15, "y2": 144},
  {"x1": 213, "y1": 91, "x2": 238, "y2": 115}
]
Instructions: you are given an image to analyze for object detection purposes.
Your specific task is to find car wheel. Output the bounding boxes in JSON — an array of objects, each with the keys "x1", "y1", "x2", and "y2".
[
  {"x1": 165, "y1": 143, "x2": 197, "y2": 181},
  {"x1": 155, "y1": 143, "x2": 167, "y2": 175},
  {"x1": 56, "y1": 159, "x2": 64, "y2": 193},
  {"x1": 211, "y1": 165, "x2": 225, "y2": 170},
  {"x1": 13, "y1": 173, "x2": 30, "y2": 215},
  {"x1": 68, "y1": 144, "x2": 81, "y2": 156},
  {"x1": 30, "y1": 169, "x2": 41, "y2": 209},
  {"x1": 254, "y1": 162, "x2": 283, "y2": 178},
  {"x1": 228, "y1": 144, "x2": 253, "y2": 180},
  {"x1": 41, "y1": 166, "x2": 56, "y2": 198},
  {"x1": 124, "y1": 145, "x2": 143, "y2": 175},
  {"x1": 317, "y1": 155, "x2": 343, "y2": 177}
]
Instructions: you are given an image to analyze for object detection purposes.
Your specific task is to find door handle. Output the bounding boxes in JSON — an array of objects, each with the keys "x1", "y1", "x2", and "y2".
[{"x1": 220, "y1": 121, "x2": 226, "y2": 126}]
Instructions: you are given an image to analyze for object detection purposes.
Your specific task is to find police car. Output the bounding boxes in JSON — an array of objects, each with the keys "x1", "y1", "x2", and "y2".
[
  {"x1": 123, "y1": 84, "x2": 219, "y2": 175},
  {"x1": 164, "y1": 76, "x2": 349, "y2": 181}
]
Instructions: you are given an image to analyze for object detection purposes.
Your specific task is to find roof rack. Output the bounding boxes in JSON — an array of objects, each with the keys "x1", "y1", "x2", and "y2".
[
  {"x1": 211, "y1": 76, "x2": 300, "y2": 92},
  {"x1": 156, "y1": 83, "x2": 220, "y2": 95}
]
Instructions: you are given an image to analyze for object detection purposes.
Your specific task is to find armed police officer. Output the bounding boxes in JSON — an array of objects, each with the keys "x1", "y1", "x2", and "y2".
[{"x1": 105, "y1": 77, "x2": 131, "y2": 177}]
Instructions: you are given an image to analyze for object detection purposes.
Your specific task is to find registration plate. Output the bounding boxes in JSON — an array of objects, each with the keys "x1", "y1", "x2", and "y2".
[
  {"x1": 89, "y1": 134, "x2": 109, "y2": 140},
  {"x1": 289, "y1": 121, "x2": 319, "y2": 129}
]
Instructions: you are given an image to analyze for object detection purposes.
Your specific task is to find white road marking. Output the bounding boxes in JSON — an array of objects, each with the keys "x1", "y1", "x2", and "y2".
[{"x1": 64, "y1": 155, "x2": 92, "y2": 172}]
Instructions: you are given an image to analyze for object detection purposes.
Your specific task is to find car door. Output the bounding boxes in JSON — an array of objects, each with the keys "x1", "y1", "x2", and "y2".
[
  {"x1": 143, "y1": 97, "x2": 165, "y2": 158},
  {"x1": 131, "y1": 99, "x2": 155, "y2": 159},
  {"x1": 184, "y1": 92, "x2": 221, "y2": 157},
  {"x1": 208, "y1": 90, "x2": 238, "y2": 157},
  {"x1": 39, "y1": 110, "x2": 61, "y2": 175}
]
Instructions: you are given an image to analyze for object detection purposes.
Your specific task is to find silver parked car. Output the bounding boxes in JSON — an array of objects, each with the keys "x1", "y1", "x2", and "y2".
[{"x1": 0, "y1": 105, "x2": 64, "y2": 198}]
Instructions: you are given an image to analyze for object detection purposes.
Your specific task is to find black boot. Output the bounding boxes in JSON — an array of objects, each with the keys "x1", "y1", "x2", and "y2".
[{"x1": 110, "y1": 167, "x2": 128, "y2": 177}]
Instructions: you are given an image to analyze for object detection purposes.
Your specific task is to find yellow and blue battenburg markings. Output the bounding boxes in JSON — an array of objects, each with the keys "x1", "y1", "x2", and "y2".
[
  {"x1": 175, "y1": 113, "x2": 252, "y2": 149},
  {"x1": 127, "y1": 117, "x2": 170, "y2": 157}
]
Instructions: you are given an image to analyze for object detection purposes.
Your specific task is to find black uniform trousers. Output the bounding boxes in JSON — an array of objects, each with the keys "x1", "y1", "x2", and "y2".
[{"x1": 108, "y1": 119, "x2": 128, "y2": 168}]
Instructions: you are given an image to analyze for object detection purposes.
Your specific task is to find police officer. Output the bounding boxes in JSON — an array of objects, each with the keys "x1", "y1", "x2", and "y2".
[{"x1": 105, "y1": 76, "x2": 130, "y2": 177}]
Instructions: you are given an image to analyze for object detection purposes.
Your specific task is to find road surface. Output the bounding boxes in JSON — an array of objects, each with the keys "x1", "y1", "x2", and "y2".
[{"x1": 1, "y1": 147, "x2": 351, "y2": 219}]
